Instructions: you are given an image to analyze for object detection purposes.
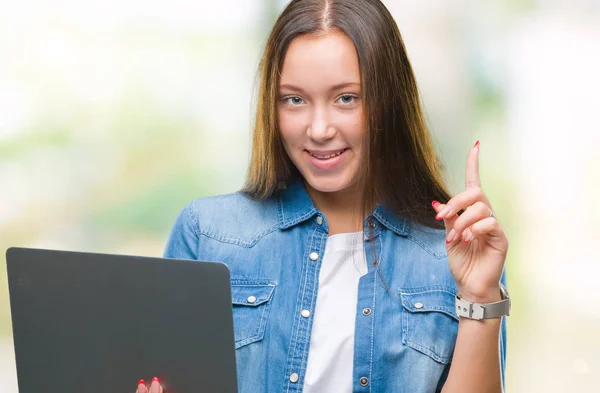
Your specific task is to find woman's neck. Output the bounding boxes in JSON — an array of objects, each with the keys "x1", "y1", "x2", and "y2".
[{"x1": 304, "y1": 181, "x2": 365, "y2": 235}]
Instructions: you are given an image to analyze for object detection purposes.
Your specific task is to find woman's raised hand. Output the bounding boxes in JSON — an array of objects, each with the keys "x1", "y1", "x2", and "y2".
[{"x1": 432, "y1": 141, "x2": 509, "y2": 302}]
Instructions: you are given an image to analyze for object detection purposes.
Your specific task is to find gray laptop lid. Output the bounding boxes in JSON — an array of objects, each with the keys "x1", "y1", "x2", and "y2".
[{"x1": 6, "y1": 247, "x2": 238, "y2": 393}]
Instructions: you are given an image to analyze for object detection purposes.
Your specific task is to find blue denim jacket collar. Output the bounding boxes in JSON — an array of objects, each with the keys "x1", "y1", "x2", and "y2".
[
  {"x1": 276, "y1": 178, "x2": 409, "y2": 237},
  {"x1": 276, "y1": 179, "x2": 319, "y2": 230}
]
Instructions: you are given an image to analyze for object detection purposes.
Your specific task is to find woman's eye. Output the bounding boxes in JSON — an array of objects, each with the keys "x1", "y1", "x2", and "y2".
[
  {"x1": 337, "y1": 94, "x2": 359, "y2": 105},
  {"x1": 284, "y1": 96, "x2": 305, "y2": 106}
]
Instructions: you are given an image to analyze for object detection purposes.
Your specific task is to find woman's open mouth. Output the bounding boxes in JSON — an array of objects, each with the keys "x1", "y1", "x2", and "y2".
[{"x1": 305, "y1": 148, "x2": 349, "y2": 170}]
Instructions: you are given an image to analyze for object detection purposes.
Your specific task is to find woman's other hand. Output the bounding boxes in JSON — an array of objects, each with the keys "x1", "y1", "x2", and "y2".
[{"x1": 136, "y1": 377, "x2": 164, "y2": 393}]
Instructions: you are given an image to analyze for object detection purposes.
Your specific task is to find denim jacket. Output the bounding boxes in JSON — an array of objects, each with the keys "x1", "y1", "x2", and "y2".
[{"x1": 163, "y1": 179, "x2": 507, "y2": 393}]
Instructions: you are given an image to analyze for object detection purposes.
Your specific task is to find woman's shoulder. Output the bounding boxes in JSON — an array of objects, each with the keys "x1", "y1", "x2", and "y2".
[
  {"x1": 185, "y1": 191, "x2": 279, "y2": 220},
  {"x1": 173, "y1": 191, "x2": 281, "y2": 247}
]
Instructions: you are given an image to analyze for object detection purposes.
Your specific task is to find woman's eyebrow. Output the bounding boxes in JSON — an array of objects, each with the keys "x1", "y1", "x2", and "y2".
[{"x1": 279, "y1": 82, "x2": 361, "y2": 93}]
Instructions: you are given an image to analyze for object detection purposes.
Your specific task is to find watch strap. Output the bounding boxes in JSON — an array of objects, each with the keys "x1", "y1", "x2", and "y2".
[{"x1": 455, "y1": 286, "x2": 510, "y2": 320}]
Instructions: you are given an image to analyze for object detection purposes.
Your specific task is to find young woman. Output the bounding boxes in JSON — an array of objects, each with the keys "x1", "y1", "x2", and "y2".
[{"x1": 137, "y1": 1, "x2": 509, "y2": 392}]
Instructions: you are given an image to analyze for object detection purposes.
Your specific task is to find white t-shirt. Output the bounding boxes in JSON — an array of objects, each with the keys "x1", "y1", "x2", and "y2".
[{"x1": 303, "y1": 231, "x2": 368, "y2": 393}]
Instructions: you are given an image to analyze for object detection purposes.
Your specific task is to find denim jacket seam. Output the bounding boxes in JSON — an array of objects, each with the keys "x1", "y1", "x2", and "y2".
[
  {"x1": 186, "y1": 199, "x2": 201, "y2": 239},
  {"x1": 398, "y1": 286, "x2": 457, "y2": 295},
  {"x1": 278, "y1": 197, "x2": 286, "y2": 228},
  {"x1": 197, "y1": 223, "x2": 280, "y2": 248},
  {"x1": 376, "y1": 216, "x2": 444, "y2": 259},
  {"x1": 368, "y1": 249, "x2": 378, "y2": 393},
  {"x1": 256, "y1": 290, "x2": 271, "y2": 345},
  {"x1": 373, "y1": 212, "x2": 406, "y2": 236},
  {"x1": 298, "y1": 227, "x2": 323, "y2": 383},
  {"x1": 301, "y1": 230, "x2": 324, "y2": 376},
  {"x1": 284, "y1": 225, "x2": 318, "y2": 393},
  {"x1": 374, "y1": 231, "x2": 397, "y2": 299},
  {"x1": 285, "y1": 209, "x2": 319, "y2": 229},
  {"x1": 405, "y1": 340, "x2": 448, "y2": 364},
  {"x1": 405, "y1": 233, "x2": 445, "y2": 259},
  {"x1": 230, "y1": 280, "x2": 278, "y2": 286},
  {"x1": 403, "y1": 304, "x2": 456, "y2": 316}
]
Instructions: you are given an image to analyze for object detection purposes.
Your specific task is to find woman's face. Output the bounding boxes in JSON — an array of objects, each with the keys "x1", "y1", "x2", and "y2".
[{"x1": 278, "y1": 30, "x2": 365, "y2": 195}]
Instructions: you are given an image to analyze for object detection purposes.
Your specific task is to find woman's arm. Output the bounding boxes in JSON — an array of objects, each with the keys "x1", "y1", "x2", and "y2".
[
  {"x1": 163, "y1": 201, "x2": 200, "y2": 259},
  {"x1": 441, "y1": 289, "x2": 505, "y2": 393},
  {"x1": 432, "y1": 142, "x2": 510, "y2": 393}
]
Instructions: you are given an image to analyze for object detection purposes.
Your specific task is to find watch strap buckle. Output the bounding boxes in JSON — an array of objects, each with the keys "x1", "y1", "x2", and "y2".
[
  {"x1": 455, "y1": 295, "x2": 486, "y2": 320},
  {"x1": 455, "y1": 287, "x2": 511, "y2": 320}
]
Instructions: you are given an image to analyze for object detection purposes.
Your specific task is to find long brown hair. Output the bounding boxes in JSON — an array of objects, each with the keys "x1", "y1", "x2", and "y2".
[{"x1": 243, "y1": 0, "x2": 452, "y2": 229}]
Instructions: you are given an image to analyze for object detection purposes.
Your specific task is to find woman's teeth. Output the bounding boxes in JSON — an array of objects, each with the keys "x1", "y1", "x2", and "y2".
[{"x1": 309, "y1": 149, "x2": 345, "y2": 159}]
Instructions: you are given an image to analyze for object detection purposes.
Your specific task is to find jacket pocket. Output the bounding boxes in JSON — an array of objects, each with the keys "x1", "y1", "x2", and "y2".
[
  {"x1": 398, "y1": 287, "x2": 459, "y2": 364},
  {"x1": 231, "y1": 280, "x2": 277, "y2": 349}
]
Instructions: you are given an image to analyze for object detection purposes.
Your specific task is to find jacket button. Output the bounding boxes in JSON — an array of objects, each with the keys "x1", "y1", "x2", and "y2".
[
  {"x1": 309, "y1": 252, "x2": 319, "y2": 261},
  {"x1": 290, "y1": 373, "x2": 299, "y2": 383},
  {"x1": 316, "y1": 216, "x2": 323, "y2": 225},
  {"x1": 360, "y1": 377, "x2": 369, "y2": 386},
  {"x1": 301, "y1": 309, "x2": 311, "y2": 318},
  {"x1": 247, "y1": 296, "x2": 257, "y2": 304},
  {"x1": 362, "y1": 308, "x2": 372, "y2": 316},
  {"x1": 368, "y1": 220, "x2": 376, "y2": 229},
  {"x1": 414, "y1": 302, "x2": 424, "y2": 309}
]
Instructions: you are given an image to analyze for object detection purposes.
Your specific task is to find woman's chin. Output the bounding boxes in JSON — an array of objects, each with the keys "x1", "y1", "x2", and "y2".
[{"x1": 303, "y1": 173, "x2": 356, "y2": 195}]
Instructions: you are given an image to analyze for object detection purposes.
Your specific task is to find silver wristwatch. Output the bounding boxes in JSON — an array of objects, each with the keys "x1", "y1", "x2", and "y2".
[{"x1": 455, "y1": 284, "x2": 510, "y2": 320}]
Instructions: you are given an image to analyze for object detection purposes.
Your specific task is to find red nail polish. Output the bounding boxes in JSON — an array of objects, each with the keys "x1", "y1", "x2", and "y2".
[
  {"x1": 152, "y1": 377, "x2": 160, "y2": 383},
  {"x1": 138, "y1": 380, "x2": 145, "y2": 385},
  {"x1": 445, "y1": 238, "x2": 451, "y2": 244},
  {"x1": 435, "y1": 215, "x2": 443, "y2": 221},
  {"x1": 432, "y1": 200, "x2": 440, "y2": 208},
  {"x1": 474, "y1": 140, "x2": 480, "y2": 148}
]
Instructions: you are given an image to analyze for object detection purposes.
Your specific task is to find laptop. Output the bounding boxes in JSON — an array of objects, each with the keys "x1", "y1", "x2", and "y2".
[{"x1": 5, "y1": 247, "x2": 238, "y2": 393}]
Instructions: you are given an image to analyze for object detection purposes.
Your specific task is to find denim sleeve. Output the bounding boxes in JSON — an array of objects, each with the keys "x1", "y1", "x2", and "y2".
[
  {"x1": 163, "y1": 201, "x2": 199, "y2": 260},
  {"x1": 499, "y1": 270, "x2": 508, "y2": 392}
]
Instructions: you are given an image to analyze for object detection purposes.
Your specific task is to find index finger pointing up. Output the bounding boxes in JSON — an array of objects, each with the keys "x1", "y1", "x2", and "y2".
[{"x1": 465, "y1": 140, "x2": 481, "y2": 189}]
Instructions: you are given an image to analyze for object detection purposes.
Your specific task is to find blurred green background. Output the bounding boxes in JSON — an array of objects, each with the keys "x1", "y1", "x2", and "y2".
[{"x1": 1, "y1": 0, "x2": 599, "y2": 391}]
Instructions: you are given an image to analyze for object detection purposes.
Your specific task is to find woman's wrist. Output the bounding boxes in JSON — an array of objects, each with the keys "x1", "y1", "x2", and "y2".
[{"x1": 457, "y1": 285, "x2": 503, "y2": 304}]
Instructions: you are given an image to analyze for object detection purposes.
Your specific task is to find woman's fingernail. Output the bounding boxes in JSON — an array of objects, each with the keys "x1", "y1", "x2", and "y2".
[
  {"x1": 463, "y1": 232, "x2": 472, "y2": 243},
  {"x1": 436, "y1": 206, "x2": 451, "y2": 220},
  {"x1": 139, "y1": 380, "x2": 145, "y2": 385},
  {"x1": 152, "y1": 377, "x2": 160, "y2": 383},
  {"x1": 446, "y1": 229, "x2": 456, "y2": 244},
  {"x1": 432, "y1": 200, "x2": 440, "y2": 209},
  {"x1": 474, "y1": 140, "x2": 480, "y2": 148}
]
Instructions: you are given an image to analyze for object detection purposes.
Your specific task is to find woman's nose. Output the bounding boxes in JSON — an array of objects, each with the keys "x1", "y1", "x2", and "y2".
[{"x1": 307, "y1": 107, "x2": 335, "y2": 141}]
